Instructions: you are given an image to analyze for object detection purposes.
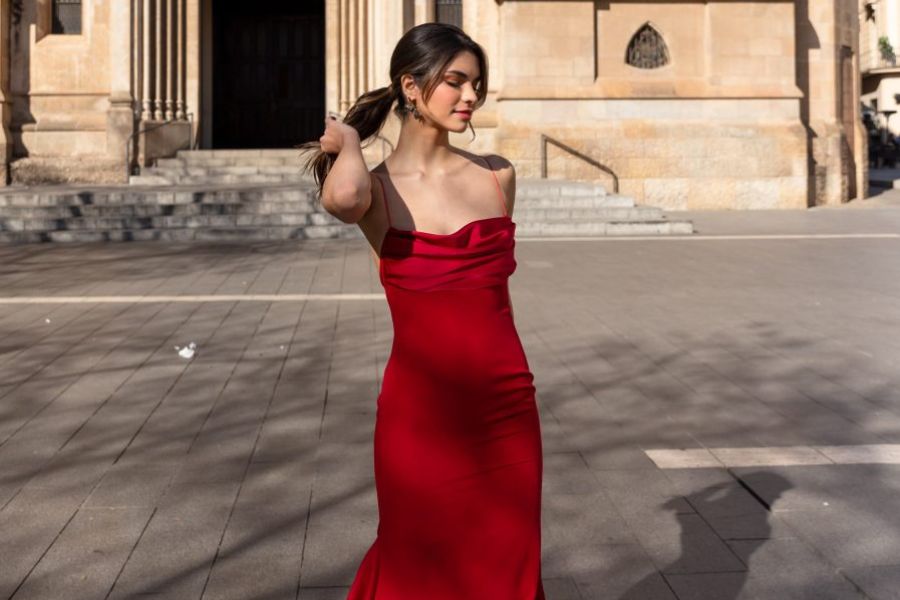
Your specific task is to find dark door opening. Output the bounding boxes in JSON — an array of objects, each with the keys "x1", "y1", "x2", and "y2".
[{"x1": 212, "y1": 0, "x2": 325, "y2": 148}]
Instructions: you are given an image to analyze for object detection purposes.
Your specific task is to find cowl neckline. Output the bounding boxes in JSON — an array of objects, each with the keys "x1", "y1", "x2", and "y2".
[
  {"x1": 380, "y1": 215, "x2": 513, "y2": 255},
  {"x1": 379, "y1": 216, "x2": 517, "y2": 291}
]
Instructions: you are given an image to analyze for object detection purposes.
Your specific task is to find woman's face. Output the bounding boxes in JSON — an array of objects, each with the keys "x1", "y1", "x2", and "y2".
[{"x1": 406, "y1": 51, "x2": 481, "y2": 133}]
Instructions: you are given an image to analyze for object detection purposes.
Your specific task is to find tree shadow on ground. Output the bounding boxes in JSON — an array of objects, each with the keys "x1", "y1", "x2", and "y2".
[
  {"x1": 618, "y1": 472, "x2": 791, "y2": 600},
  {"x1": 2, "y1": 238, "x2": 900, "y2": 598}
]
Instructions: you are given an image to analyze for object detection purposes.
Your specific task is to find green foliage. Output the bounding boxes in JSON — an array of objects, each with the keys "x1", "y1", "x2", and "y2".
[{"x1": 878, "y1": 36, "x2": 896, "y2": 64}]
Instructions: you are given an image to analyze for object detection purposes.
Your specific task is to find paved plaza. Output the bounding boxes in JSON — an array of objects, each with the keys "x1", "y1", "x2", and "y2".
[{"x1": 1, "y1": 194, "x2": 900, "y2": 599}]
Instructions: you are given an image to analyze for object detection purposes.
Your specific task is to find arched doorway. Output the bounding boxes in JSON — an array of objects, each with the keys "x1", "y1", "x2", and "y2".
[{"x1": 209, "y1": 0, "x2": 325, "y2": 148}]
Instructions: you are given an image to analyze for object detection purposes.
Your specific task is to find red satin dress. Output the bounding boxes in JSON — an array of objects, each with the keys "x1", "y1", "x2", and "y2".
[{"x1": 346, "y1": 158, "x2": 545, "y2": 599}]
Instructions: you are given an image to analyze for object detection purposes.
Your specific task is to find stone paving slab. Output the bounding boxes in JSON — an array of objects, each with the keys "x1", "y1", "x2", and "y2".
[
  {"x1": 840, "y1": 564, "x2": 900, "y2": 600},
  {"x1": 0, "y1": 206, "x2": 899, "y2": 599}
]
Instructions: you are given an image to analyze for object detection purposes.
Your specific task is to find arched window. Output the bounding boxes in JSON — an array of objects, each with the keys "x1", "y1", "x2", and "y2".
[
  {"x1": 435, "y1": 0, "x2": 462, "y2": 29},
  {"x1": 626, "y1": 23, "x2": 669, "y2": 69},
  {"x1": 52, "y1": 0, "x2": 82, "y2": 35}
]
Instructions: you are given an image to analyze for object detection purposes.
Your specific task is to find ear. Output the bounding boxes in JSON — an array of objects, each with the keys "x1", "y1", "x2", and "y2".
[{"x1": 400, "y1": 74, "x2": 420, "y2": 102}]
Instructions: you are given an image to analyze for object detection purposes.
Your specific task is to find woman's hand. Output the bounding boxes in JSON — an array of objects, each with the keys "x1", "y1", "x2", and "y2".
[{"x1": 319, "y1": 115, "x2": 360, "y2": 155}]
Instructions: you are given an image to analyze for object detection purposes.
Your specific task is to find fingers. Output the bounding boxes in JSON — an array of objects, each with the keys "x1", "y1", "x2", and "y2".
[{"x1": 321, "y1": 115, "x2": 340, "y2": 151}]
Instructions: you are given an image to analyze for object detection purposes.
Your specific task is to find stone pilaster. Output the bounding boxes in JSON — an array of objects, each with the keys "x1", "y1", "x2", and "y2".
[
  {"x1": 108, "y1": 0, "x2": 135, "y2": 174},
  {"x1": 800, "y1": 0, "x2": 864, "y2": 204},
  {"x1": 154, "y1": 0, "x2": 164, "y2": 120},
  {"x1": 0, "y1": 0, "x2": 11, "y2": 185},
  {"x1": 329, "y1": 0, "x2": 380, "y2": 114}
]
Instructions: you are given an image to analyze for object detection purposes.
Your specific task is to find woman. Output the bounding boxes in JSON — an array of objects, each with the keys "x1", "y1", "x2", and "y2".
[{"x1": 300, "y1": 22, "x2": 545, "y2": 599}]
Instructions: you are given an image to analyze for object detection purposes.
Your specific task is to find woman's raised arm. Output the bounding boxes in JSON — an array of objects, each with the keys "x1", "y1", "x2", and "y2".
[{"x1": 319, "y1": 117, "x2": 372, "y2": 224}]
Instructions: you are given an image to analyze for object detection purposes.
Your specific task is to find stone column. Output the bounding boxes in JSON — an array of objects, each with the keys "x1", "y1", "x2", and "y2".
[
  {"x1": 339, "y1": 0, "x2": 350, "y2": 111},
  {"x1": 802, "y1": 0, "x2": 863, "y2": 205},
  {"x1": 142, "y1": 0, "x2": 153, "y2": 120},
  {"x1": 414, "y1": 0, "x2": 434, "y2": 24},
  {"x1": 154, "y1": 0, "x2": 165, "y2": 120},
  {"x1": 133, "y1": 0, "x2": 142, "y2": 116},
  {"x1": 134, "y1": 0, "x2": 192, "y2": 164},
  {"x1": 108, "y1": 0, "x2": 136, "y2": 172},
  {"x1": 165, "y1": 0, "x2": 175, "y2": 120},
  {"x1": 187, "y1": 0, "x2": 201, "y2": 144},
  {"x1": 349, "y1": 0, "x2": 358, "y2": 102},
  {"x1": 334, "y1": 0, "x2": 373, "y2": 113},
  {"x1": 0, "y1": 0, "x2": 10, "y2": 184},
  {"x1": 176, "y1": 0, "x2": 186, "y2": 120}
]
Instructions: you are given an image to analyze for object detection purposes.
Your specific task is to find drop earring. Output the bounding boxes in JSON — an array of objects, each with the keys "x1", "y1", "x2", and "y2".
[{"x1": 406, "y1": 97, "x2": 424, "y2": 122}]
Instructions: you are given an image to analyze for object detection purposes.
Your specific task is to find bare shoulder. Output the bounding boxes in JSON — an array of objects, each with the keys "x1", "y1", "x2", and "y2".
[
  {"x1": 480, "y1": 153, "x2": 515, "y2": 180},
  {"x1": 480, "y1": 153, "x2": 516, "y2": 213}
]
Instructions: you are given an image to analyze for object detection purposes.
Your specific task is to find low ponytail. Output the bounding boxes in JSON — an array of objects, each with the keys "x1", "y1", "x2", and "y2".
[
  {"x1": 298, "y1": 85, "x2": 399, "y2": 198},
  {"x1": 298, "y1": 23, "x2": 489, "y2": 199}
]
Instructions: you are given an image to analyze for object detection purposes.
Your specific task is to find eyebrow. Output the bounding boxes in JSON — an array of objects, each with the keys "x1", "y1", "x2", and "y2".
[{"x1": 446, "y1": 70, "x2": 482, "y2": 81}]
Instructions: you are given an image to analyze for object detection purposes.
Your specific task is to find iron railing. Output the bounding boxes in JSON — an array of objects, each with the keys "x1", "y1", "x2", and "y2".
[{"x1": 540, "y1": 133, "x2": 619, "y2": 194}]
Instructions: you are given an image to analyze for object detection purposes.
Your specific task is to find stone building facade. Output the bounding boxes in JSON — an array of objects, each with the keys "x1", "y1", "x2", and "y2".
[
  {"x1": 860, "y1": 0, "x2": 900, "y2": 134},
  {"x1": 0, "y1": 0, "x2": 865, "y2": 209}
]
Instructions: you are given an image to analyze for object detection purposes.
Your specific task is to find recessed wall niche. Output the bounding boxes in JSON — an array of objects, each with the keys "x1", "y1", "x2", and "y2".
[{"x1": 625, "y1": 22, "x2": 669, "y2": 69}]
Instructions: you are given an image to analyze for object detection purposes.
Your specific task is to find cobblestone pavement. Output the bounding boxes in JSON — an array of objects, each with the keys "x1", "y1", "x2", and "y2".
[{"x1": 1, "y1": 203, "x2": 900, "y2": 600}]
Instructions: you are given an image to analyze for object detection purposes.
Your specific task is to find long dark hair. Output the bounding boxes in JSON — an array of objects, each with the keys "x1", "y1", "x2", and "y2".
[{"x1": 298, "y1": 23, "x2": 489, "y2": 198}]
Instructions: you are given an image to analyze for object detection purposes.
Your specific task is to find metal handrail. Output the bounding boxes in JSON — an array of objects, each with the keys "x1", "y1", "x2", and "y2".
[{"x1": 539, "y1": 133, "x2": 619, "y2": 194}]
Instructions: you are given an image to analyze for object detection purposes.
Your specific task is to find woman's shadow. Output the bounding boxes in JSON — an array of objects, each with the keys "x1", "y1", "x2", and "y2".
[{"x1": 619, "y1": 471, "x2": 792, "y2": 600}]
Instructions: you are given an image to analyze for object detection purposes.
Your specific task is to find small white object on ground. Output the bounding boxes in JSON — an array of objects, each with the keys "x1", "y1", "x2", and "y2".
[
  {"x1": 44, "y1": 318, "x2": 51, "y2": 323},
  {"x1": 176, "y1": 342, "x2": 197, "y2": 359}
]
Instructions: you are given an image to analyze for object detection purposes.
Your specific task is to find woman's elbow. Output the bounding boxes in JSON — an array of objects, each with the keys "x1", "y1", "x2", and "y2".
[{"x1": 324, "y1": 183, "x2": 370, "y2": 223}]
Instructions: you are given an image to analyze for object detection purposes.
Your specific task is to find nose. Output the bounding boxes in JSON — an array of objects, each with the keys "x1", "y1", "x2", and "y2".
[{"x1": 462, "y1": 82, "x2": 477, "y2": 104}]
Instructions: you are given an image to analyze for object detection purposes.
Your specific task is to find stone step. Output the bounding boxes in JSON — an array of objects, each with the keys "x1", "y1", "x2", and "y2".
[
  {"x1": 0, "y1": 185, "x2": 631, "y2": 210},
  {"x1": 517, "y1": 220, "x2": 694, "y2": 236},
  {"x1": 0, "y1": 202, "x2": 657, "y2": 222},
  {"x1": 0, "y1": 225, "x2": 364, "y2": 244},
  {"x1": 146, "y1": 165, "x2": 304, "y2": 176},
  {"x1": 514, "y1": 206, "x2": 663, "y2": 221},
  {"x1": 0, "y1": 201, "x2": 323, "y2": 218},
  {"x1": 128, "y1": 175, "x2": 175, "y2": 186},
  {"x1": 156, "y1": 156, "x2": 301, "y2": 168},
  {"x1": 516, "y1": 178, "x2": 610, "y2": 197},
  {"x1": 0, "y1": 186, "x2": 317, "y2": 207},
  {"x1": 175, "y1": 149, "x2": 301, "y2": 159},
  {"x1": 516, "y1": 195, "x2": 634, "y2": 208},
  {"x1": 0, "y1": 212, "x2": 345, "y2": 232},
  {"x1": 130, "y1": 173, "x2": 309, "y2": 185},
  {"x1": 0, "y1": 210, "x2": 671, "y2": 231},
  {"x1": 0, "y1": 173, "x2": 695, "y2": 242},
  {"x1": 132, "y1": 149, "x2": 310, "y2": 185},
  {"x1": 0, "y1": 218, "x2": 695, "y2": 242}
]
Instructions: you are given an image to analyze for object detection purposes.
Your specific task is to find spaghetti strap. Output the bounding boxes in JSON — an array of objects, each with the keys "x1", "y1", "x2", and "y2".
[
  {"x1": 372, "y1": 172, "x2": 392, "y2": 227},
  {"x1": 480, "y1": 155, "x2": 508, "y2": 216}
]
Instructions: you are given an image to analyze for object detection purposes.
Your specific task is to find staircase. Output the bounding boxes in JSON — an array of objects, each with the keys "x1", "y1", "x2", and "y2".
[
  {"x1": 0, "y1": 150, "x2": 692, "y2": 243},
  {"x1": 513, "y1": 179, "x2": 692, "y2": 236},
  {"x1": 129, "y1": 149, "x2": 307, "y2": 186}
]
